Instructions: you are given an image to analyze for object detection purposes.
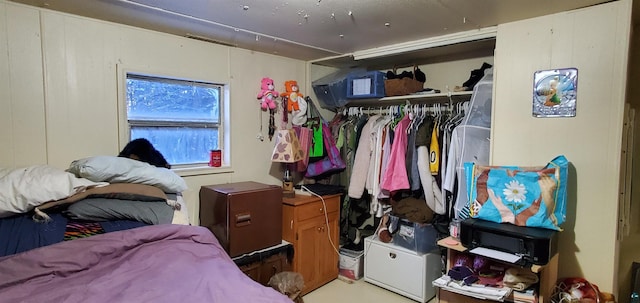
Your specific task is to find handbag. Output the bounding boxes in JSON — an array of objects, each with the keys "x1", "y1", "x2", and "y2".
[
  {"x1": 306, "y1": 117, "x2": 324, "y2": 159},
  {"x1": 303, "y1": 96, "x2": 324, "y2": 159},
  {"x1": 293, "y1": 126, "x2": 311, "y2": 172},
  {"x1": 304, "y1": 121, "x2": 346, "y2": 178},
  {"x1": 304, "y1": 97, "x2": 346, "y2": 178},
  {"x1": 464, "y1": 155, "x2": 568, "y2": 231}
]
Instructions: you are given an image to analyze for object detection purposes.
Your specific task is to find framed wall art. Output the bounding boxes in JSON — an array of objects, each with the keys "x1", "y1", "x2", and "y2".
[{"x1": 532, "y1": 68, "x2": 578, "y2": 118}]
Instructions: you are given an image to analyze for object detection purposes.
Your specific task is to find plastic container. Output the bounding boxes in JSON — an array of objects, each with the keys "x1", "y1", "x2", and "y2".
[
  {"x1": 346, "y1": 71, "x2": 385, "y2": 99},
  {"x1": 390, "y1": 215, "x2": 438, "y2": 254},
  {"x1": 338, "y1": 248, "x2": 364, "y2": 280},
  {"x1": 311, "y1": 70, "x2": 351, "y2": 109},
  {"x1": 449, "y1": 217, "x2": 462, "y2": 240}
]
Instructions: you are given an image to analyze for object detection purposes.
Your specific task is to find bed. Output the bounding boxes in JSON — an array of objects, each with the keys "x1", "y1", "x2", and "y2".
[{"x1": 0, "y1": 157, "x2": 294, "y2": 303}]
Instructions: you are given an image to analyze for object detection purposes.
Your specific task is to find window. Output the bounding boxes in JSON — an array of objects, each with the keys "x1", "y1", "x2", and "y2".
[{"x1": 125, "y1": 74, "x2": 222, "y2": 167}]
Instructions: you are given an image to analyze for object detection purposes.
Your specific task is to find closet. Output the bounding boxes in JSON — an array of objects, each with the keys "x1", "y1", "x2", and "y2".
[
  {"x1": 307, "y1": 1, "x2": 634, "y2": 299},
  {"x1": 308, "y1": 29, "x2": 497, "y2": 302},
  {"x1": 310, "y1": 30, "x2": 496, "y2": 232}
]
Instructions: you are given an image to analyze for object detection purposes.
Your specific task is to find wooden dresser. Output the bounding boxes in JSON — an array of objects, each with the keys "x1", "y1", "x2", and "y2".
[
  {"x1": 282, "y1": 193, "x2": 341, "y2": 295},
  {"x1": 232, "y1": 242, "x2": 293, "y2": 286}
]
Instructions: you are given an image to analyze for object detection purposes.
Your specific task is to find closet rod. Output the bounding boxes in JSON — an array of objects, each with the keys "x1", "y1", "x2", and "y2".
[
  {"x1": 343, "y1": 91, "x2": 472, "y2": 108},
  {"x1": 341, "y1": 101, "x2": 469, "y2": 117}
]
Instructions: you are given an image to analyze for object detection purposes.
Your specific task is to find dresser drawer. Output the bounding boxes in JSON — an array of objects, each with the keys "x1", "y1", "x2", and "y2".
[
  {"x1": 364, "y1": 236, "x2": 440, "y2": 302},
  {"x1": 295, "y1": 196, "x2": 339, "y2": 222},
  {"x1": 238, "y1": 262, "x2": 261, "y2": 282}
]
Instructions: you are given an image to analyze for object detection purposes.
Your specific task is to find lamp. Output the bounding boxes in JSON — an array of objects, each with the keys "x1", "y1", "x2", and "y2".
[{"x1": 271, "y1": 129, "x2": 304, "y2": 198}]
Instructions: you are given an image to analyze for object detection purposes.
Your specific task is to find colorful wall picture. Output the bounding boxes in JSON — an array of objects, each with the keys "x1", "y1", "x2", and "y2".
[{"x1": 532, "y1": 68, "x2": 578, "y2": 118}]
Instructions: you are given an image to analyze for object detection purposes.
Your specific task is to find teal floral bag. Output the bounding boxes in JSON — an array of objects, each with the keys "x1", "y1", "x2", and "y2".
[{"x1": 464, "y1": 155, "x2": 568, "y2": 231}]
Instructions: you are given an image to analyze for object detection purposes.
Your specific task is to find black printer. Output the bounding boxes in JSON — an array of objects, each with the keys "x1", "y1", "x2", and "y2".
[{"x1": 460, "y1": 218, "x2": 558, "y2": 266}]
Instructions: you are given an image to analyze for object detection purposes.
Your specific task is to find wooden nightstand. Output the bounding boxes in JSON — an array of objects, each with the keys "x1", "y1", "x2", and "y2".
[{"x1": 281, "y1": 193, "x2": 341, "y2": 295}]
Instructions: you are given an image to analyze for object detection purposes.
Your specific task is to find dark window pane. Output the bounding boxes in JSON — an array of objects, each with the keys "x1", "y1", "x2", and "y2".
[{"x1": 131, "y1": 127, "x2": 218, "y2": 166}]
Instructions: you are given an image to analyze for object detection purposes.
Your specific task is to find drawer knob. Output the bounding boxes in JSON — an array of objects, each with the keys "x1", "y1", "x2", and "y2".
[
  {"x1": 389, "y1": 252, "x2": 396, "y2": 259},
  {"x1": 319, "y1": 208, "x2": 323, "y2": 213}
]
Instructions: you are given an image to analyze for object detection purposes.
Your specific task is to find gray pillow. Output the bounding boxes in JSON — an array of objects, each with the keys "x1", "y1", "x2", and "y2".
[
  {"x1": 67, "y1": 156, "x2": 187, "y2": 193},
  {"x1": 64, "y1": 198, "x2": 174, "y2": 225}
]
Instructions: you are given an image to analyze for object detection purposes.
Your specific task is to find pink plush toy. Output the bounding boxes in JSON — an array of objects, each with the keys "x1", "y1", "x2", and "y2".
[{"x1": 257, "y1": 77, "x2": 279, "y2": 110}]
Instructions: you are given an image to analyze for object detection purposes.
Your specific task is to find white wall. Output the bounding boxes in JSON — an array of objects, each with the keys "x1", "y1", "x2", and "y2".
[
  {"x1": 0, "y1": 3, "x2": 47, "y2": 167},
  {"x1": 0, "y1": 1, "x2": 307, "y2": 224},
  {"x1": 2, "y1": 0, "x2": 638, "y2": 297},
  {"x1": 619, "y1": 4, "x2": 640, "y2": 301},
  {"x1": 492, "y1": 0, "x2": 632, "y2": 293}
]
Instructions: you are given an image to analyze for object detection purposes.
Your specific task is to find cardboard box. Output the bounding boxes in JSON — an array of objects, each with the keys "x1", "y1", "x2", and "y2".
[{"x1": 339, "y1": 248, "x2": 363, "y2": 280}]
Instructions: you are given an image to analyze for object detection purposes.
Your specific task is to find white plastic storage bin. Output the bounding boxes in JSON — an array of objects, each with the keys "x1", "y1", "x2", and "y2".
[
  {"x1": 364, "y1": 235, "x2": 441, "y2": 303},
  {"x1": 339, "y1": 248, "x2": 364, "y2": 280}
]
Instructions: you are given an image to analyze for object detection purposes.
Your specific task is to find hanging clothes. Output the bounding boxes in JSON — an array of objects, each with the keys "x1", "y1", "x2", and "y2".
[
  {"x1": 335, "y1": 100, "x2": 477, "y2": 229},
  {"x1": 429, "y1": 122, "x2": 440, "y2": 175},
  {"x1": 415, "y1": 115, "x2": 445, "y2": 214},
  {"x1": 366, "y1": 115, "x2": 392, "y2": 217},
  {"x1": 405, "y1": 119, "x2": 421, "y2": 191},
  {"x1": 380, "y1": 115, "x2": 411, "y2": 193},
  {"x1": 443, "y1": 69, "x2": 493, "y2": 219},
  {"x1": 376, "y1": 120, "x2": 393, "y2": 201},
  {"x1": 348, "y1": 115, "x2": 383, "y2": 199}
]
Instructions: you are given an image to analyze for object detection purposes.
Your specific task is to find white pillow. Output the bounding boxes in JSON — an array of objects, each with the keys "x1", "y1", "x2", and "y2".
[
  {"x1": 68, "y1": 156, "x2": 187, "y2": 193},
  {"x1": 0, "y1": 165, "x2": 105, "y2": 218}
]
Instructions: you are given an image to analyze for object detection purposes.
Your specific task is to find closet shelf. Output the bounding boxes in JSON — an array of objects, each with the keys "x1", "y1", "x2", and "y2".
[{"x1": 345, "y1": 91, "x2": 472, "y2": 107}]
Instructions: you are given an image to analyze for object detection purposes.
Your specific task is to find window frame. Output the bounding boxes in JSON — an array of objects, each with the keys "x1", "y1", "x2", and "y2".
[{"x1": 117, "y1": 65, "x2": 231, "y2": 175}]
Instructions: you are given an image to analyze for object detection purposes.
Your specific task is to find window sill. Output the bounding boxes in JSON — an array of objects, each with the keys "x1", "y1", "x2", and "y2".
[{"x1": 173, "y1": 165, "x2": 234, "y2": 177}]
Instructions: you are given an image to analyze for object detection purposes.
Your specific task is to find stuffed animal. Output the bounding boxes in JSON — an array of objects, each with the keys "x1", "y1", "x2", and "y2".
[
  {"x1": 257, "y1": 77, "x2": 279, "y2": 110},
  {"x1": 280, "y1": 80, "x2": 303, "y2": 112}
]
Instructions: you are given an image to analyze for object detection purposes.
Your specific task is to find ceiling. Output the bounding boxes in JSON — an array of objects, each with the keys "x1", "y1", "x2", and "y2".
[{"x1": 10, "y1": 0, "x2": 616, "y2": 63}]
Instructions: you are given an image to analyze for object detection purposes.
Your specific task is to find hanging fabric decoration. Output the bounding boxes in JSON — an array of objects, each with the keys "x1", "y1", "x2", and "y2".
[
  {"x1": 257, "y1": 106, "x2": 264, "y2": 141},
  {"x1": 268, "y1": 108, "x2": 276, "y2": 141},
  {"x1": 281, "y1": 96, "x2": 289, "y2": 130}
]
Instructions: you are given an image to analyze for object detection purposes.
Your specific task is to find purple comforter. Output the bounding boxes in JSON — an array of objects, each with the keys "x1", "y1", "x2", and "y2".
[{"x1": 0, "y1": 224, "x2": 293, "y2": 303}]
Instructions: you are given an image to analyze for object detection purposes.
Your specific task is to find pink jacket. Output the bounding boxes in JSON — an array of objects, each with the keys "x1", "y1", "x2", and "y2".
[{"x1": 380, "y1": 115, "x2": 411, "y2": 193}]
